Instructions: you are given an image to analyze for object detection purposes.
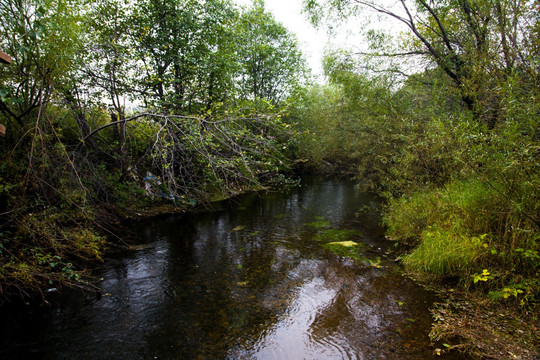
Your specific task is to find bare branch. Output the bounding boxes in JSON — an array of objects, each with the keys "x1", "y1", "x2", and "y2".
[
  {"x1": 417, "y1": 0, "x2": 454, "y2": 53},
  {"x1": 354, "y1": 50, "x2": 429, "y2": 57}
]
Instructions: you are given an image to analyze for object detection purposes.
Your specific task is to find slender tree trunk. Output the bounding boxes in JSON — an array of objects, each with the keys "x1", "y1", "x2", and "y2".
[
  {"x1": 173, "y1": 60, "x2": 185, "y2": 111},
  {"x1": 63, "y1": 88, "x2": 96, "y2": 150},
  {"x1": 111, "y1": 111, "x2": 127, "y2": 174}
]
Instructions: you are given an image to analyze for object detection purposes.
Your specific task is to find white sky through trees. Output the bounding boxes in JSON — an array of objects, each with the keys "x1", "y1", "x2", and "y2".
[
  {"x1": 235, "y1": 0, "x2": 327, "y2": 77},
  {"x1": 234, "y1": 0, "x2": 417, "y2": 80}
]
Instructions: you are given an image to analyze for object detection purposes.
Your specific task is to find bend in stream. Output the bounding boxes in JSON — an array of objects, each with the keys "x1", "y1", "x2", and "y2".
[{"x1": 0, "y1": 177, "x2": 465, "y2": 360}]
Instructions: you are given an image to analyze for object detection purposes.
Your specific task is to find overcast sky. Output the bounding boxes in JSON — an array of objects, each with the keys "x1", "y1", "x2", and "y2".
[
  {"x1": 235, "y1": 0, "x2": 328, "y2": 77},
  {"x1": 234, "y1": 0, "x2": 414, "y2": 80}
]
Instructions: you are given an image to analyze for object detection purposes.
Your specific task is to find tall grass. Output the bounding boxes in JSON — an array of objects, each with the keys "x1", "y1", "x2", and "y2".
[
  {"x1": 402, "y1": 225, "x2": 487, "y2": 277},
  {"x1": 384, "y1": 179, "x2": 494, "y2": 243},
  {"x1": 384, "y1": 176, "x2": 539, "y2": 306}
]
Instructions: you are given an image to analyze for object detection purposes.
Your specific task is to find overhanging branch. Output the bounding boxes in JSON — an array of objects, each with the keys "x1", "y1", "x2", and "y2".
[
  {"x1": 78, "y1": 112, "x2": 277, "y2": 146},
  {"x1": 354, "y1": 50, "x2": 429, "y2": 57}
]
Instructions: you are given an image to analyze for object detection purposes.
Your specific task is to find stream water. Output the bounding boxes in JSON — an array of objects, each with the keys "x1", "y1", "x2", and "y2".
[{"x1": 1, "y1": 177, "x2": 464, "y2": 360}]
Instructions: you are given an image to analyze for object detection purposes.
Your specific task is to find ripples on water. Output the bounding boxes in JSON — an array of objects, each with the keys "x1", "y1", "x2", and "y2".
[{"x1": 0, "y1": 177, "x2": 465, "y2": 360}]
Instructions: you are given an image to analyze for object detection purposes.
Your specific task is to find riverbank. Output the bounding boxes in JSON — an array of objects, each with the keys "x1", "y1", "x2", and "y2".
[
  {"x1": 0, "y1": 177, "x2": 467, "y2": 359},
  {"x1": 0, "y1": 178, "x2": 276, "y2": 304},
  {"x1": 401, "y1": 272, "x2": 539, "y2": 360},
  {"x1": 380, "y1": 179, "x2": 539, "y2": 359}
]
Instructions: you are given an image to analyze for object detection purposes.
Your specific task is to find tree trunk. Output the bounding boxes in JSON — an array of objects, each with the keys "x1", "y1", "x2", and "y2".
[{"x1": 63, "y1": 88, "x2": 96, "y2": 150}]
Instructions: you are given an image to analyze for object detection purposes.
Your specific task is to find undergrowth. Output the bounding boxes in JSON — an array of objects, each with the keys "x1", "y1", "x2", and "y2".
[
  {"x1": 384, "y1": 177, "x2": 539, "y2": 310},
  {"x1": 0, "y1": 206, "x2": 106, "y2": 300}
]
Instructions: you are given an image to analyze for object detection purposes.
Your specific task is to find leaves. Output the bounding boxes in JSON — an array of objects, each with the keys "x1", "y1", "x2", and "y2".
[
  {"x1": 327, "y1": 241, "x2": 358, "y2": 247},
  {"x1": 235, "y1": 2, "x2": 307, "y2": 104},
  {"x1": 0, "y1": 0, "x2": 305, "y2": 299},
  {"x1": 472, "y1": 269, "x2": 493, "y2": 283}
]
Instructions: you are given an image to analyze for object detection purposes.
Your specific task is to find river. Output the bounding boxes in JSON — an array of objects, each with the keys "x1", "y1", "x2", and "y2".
[{"x1": 0, "y1": 177, "x2": 464, "y2": 359}]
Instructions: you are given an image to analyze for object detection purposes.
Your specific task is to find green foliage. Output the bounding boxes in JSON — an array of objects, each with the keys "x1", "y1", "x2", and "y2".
[
  {"x1": 0, "y1": 0, "x2": 306, "y2": 299},
  {"x1": 402, "y1": 225, "x2": 487, "y2": 277},
  {"x1": 472, "y1": 269, "x2": 493, "y2": 284},
  {"x1": 488, "y1": 277, "x2": 539, "y2": 308},
  {"x1": 304, "y1": 0, "x2": 540, "y2": 126},
  {"x1": 128, "y1": 0, "x2": 239, "y2": 112},
  {"x1": 385, "y1": 175, "x2": 538, "y2": 296},
  {"x1": 0, "y1": 0, "x2": 83, "y2": 130},
  {"x1": 293, "y1": 61, "x2": 409, "y2": 176},
  {"x1": 235, "y1": 1, "x2": 307, "y2": 104},
  {"x1": 295, "y1": 0, "x2": 540, "y2": 312}
]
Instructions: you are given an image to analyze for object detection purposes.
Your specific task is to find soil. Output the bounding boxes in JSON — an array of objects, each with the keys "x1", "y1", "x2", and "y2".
[{"x1": 429, "y1": 287, "x2": 539, "y2": 359}]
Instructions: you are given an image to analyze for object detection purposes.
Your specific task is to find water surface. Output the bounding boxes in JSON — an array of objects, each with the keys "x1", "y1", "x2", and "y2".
[{"x1": 1, "y1": 177, "x2": 462, "y2": 359}]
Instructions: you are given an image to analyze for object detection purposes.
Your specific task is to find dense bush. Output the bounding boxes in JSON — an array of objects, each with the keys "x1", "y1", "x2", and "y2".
[
  {"x1": 0, "y1": 0, "x2": 305, "y2": 299},
  {"x1": 294, "y1": 63, "x2": 539, "y2": 308}
]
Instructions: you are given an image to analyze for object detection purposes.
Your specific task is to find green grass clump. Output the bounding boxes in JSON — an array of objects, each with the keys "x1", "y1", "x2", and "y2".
[
  {"x1": 384, "y1": 179, "x2": 493, "y2": 243},
  {"x1": 384, "y1": 177, "x2": 539, "y2": 306},
  {"x1": 402, "y1": 226, "x2": 487, "y2": 277}
]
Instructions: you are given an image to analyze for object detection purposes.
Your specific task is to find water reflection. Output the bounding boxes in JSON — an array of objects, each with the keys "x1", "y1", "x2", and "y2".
[{"x1": 0, "y1": 177, "x2": 464, "y2": 360}]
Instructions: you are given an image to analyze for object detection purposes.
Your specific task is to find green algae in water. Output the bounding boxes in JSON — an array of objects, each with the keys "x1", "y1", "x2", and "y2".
[
  {"x1": 304, "y1": 216, "x2": 332, "y2": 229},
  {"x1": 328, "y1": 241, "x2": 358, "y2": 247},
  {"x1": 314, "y1": 229, "x2": 359, "y2": 242},
  {"x1": 304, "y1": 220, "x2": 331, "y2": 228},
  {"x1": 322, "y1": 241, "x2": 368, "y2": 262},
  {"x1": 308, "y1": 223, "x2": 368, "y2": 262},
  {"x1": 322, "y1": 242, "x2": 385, "y2": 268}
]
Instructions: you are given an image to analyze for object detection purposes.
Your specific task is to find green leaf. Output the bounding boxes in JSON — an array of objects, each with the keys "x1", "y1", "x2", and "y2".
[{"x1": 327, "y1": 241, "x2": 358, "y2": 247}]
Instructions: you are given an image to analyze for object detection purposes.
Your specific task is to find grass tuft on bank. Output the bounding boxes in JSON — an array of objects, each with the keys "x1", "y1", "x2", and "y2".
[{"x1": 384, "y1": 177, "x2": 539, "y2": 310}]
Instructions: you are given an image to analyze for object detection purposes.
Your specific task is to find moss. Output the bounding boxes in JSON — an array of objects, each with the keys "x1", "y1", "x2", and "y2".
[
  {"x1": 321, "y1": 241, "x2": 367, "y2": 262},
  {"x1": 313, "y1": 228, "x2": 359, "y2": 242}
]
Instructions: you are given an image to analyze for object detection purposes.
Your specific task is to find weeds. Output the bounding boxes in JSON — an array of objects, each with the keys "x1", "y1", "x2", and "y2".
[
  {"x1": 402, "y1": 226, "x2": 488, "y2": 278},
  {"x1": 384, "y1": 175, "x2": 539, "y2": 308}
]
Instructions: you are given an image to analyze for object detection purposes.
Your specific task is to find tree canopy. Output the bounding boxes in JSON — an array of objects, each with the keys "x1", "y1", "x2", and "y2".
[
  {"x1": 0, "y1": 0, "x2": 307, "y2": 298},
  {"x1": 304, "y1": 0, "x2": 539, "y2": 126}
]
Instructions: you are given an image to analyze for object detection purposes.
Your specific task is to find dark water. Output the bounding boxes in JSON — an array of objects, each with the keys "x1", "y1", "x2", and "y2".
[{"x1": 1, "y1": 177, "x2": 462, "y2": 360}]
